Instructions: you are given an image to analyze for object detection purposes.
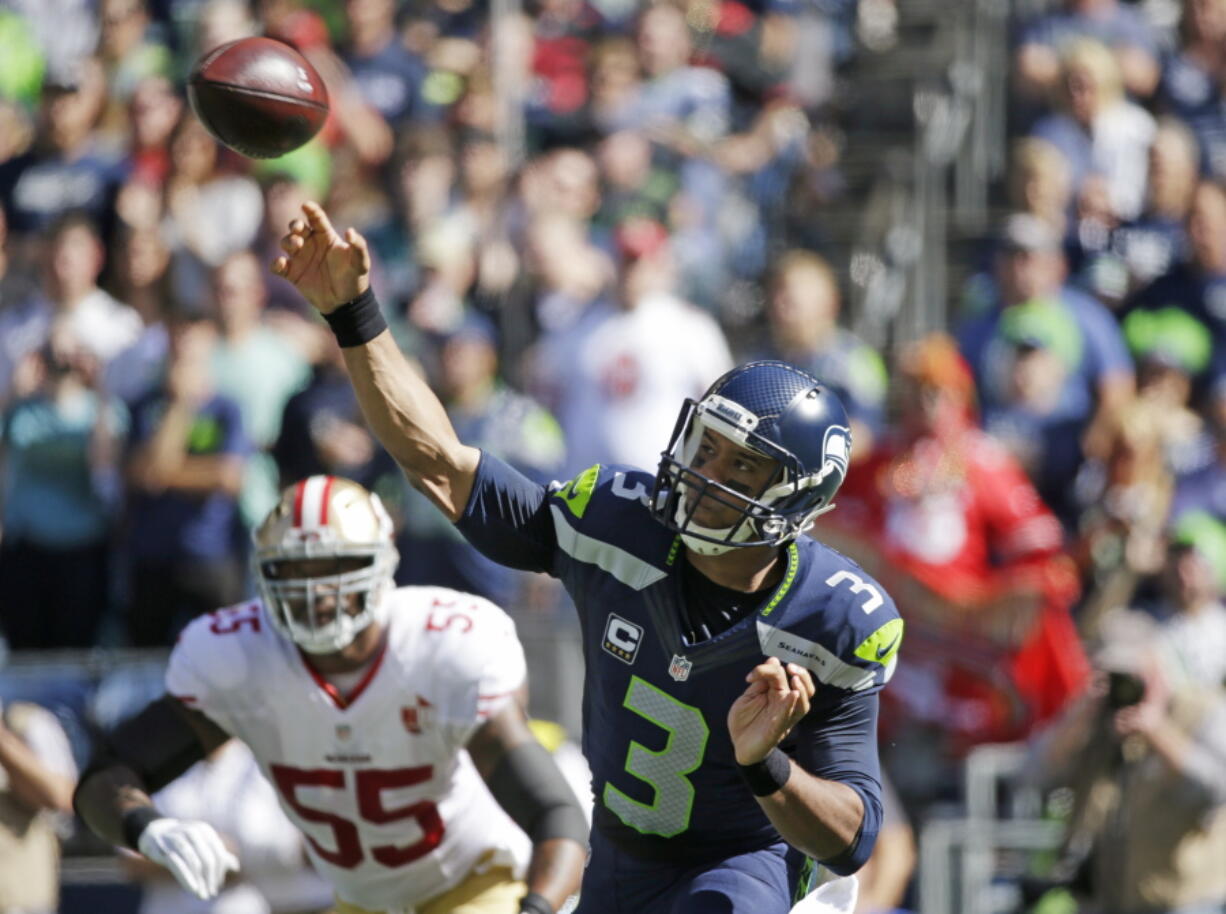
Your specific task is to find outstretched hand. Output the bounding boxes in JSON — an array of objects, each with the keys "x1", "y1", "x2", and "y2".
[
  {"x1": 728, "y1": 657, "x2": 815, "y2": 765},
  {"x1": 271, "y1": 201, "x2": 371, "y2": 314}
]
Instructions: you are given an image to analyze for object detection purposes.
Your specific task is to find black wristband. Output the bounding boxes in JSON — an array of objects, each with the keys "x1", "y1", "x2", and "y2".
[
  {"x1": 121, "y1": 806, "x2": 163, "y2": 851},
  {"x1": 323, "y1": 287, "x2": 388, "y2": 348},
  {"x1": 519, "y1": 891, "x2": 554, "y2": 914},
  {"x1": 738, "y1": 748, "x2": 792, "y2": 797}
]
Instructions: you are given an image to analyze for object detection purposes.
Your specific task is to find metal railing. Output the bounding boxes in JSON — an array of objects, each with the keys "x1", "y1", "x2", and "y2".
[{"x1": 918, "y1": 742, "x2": 1066, "y2": 914}]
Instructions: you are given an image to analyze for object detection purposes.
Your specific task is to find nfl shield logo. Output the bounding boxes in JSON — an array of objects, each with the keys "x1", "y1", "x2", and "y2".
[
  {"x1": 335, "y1": 724, "x2": 351, "y2": 741},
  {"x1": 668, "y1": 654, "x2": 693, "y2": 682}
]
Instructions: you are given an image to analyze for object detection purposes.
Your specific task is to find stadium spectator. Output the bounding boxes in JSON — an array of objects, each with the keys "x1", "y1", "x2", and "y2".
[
  {"x1": 958, "y1": 213, "x2": 1135, "y2": 462},
  {"x1": 627, "y1": 3, "x2": 731, "y2": 147},
  {"x1": 759, "y1": 249, "x2": 887, "y2": 459},
  {"x1": 1126, "y1": 179, "x2": 1226, "y2": 355},
  {"x1": 162, "y1": 113, "x2": 263, "y2": 287},
  {"x1": 587, "y1": 36, "x2": 644, "y2": 136},
  {"x1": 979, "y1": 301, "x2": 1090, "y2": 530},
  {"x1": 1169, "y1": 413, "x2": 1226, "y2": 525},
  {"x1": 0, "y1": 203, "x2": 39, "y2": 314},
  {"x1": 121, "y1": 74, "x2": 182, "y2": 190},
  {"x1": 0, "y1": 700, "x2": 77, "y2": 914},
  {"x1": 0, "y1": 210, "x2": 142, "y2": 407},
  {"x1": 521, "y1": 209, "x2": 612, "y2": 338},
  {"x1": 0, "y1": 318, "x2": 126, "y2": 649},
  {"x1": 1029, "y1": 39, "x2": 1155, "y2": 223},
  {"x1": 1008, "y1": 138, "x2": 1074, "y2": 240},
  {"x1": 189, "y1": 0, "x2": 258, "y2": 68},
  {"x1": 1150, "y1": 519, "x2": 1226, "y2": 687},
  {"x1": 1026, "y1": 610, "x2": 1226, "y2": 914},
  {"x1": 826, "y1": 335, "x2": 1087, "y2": 761},
  {"x1": 594, "y1": 128, "x2": 677, "y2": 236},
  {"x1": 529, "y1": 218, "x2": 733, "y2": 474},
  {"x1": 0, "y1": 57, "x2": 120, "y2": 238},
  {"x1": 124, "y1": 304, "x2": 248, "y2": 645},
  {"x1": 272, "y1": 336, "x2": 394, "y2": 492},
  {"x1": 1121, "y1": 306, "x2": 1221, "y2": 462},
  {"x1": 524, "y1": 0, "x2": 604, "y2": 144},
  {"x1": 1071, "y1": 117, "x2": 1198, "y2": 303},
  {"x1": 1159, "y1": 0, "x2": 1226, "y2": 181},
  {"x1": 103, "y1": 224, "x2": 175, "y2": 402},
  {"x1": 341, "y1": 0, "x2": 430, "y2": 128},
  {"x1": 96, "y1": 0, "x2": 172, "y2": 153},
  {"x1": 1013, "y1": 0, "x2": 1160, "y2": 104},
  {"x1": 208, "y1": 249, "x2": 310, "y2": 525}
]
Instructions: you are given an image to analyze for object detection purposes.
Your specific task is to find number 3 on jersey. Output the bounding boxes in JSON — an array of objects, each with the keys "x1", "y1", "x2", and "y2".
[{"x1": 603, "y1": 676, "x2": 709, "y2": 838}]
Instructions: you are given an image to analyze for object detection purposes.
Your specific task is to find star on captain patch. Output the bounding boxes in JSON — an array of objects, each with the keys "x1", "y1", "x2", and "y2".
[{"x1": 668, "y1": 654, "x2": 693, "y2": 682}]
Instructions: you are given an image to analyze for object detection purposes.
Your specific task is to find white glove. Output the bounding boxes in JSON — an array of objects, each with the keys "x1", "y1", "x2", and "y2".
[{"x1": 137, "y1": 817, "x2": 241, "y2": 899}]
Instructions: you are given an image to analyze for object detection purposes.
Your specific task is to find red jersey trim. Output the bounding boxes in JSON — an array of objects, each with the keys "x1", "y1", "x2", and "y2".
[{"x1": 298, "y1": 638, "x2": 389, "y2": 710}]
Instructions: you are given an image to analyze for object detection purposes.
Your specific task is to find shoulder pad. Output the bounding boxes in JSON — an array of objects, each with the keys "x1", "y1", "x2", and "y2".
[
  {"x1": 399, "y1": 588, "x2": 526, "y2": 722},
  {"x1": 548, "y1": 464, "x2": 657, "y2": 522},
  {"x1": 165, "y1": 602, "x2": 265, "y2": 702},
  {"x1": 757, "y1": 545, "x2": 903, "y2": 692},
  {"x1": 546, "y1": 464, "x2": 675, "y2": 590}
]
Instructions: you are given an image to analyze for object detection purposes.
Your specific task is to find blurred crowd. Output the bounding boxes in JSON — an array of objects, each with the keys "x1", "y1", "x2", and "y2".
[{"x1": 0, "y1": 0, "x2": 1225, "y2": 909}]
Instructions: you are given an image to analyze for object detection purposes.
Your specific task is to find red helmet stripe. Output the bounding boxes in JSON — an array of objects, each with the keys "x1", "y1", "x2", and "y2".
[
  {"x1": 292, "y1": 479, "x2": 308, "y2": 527},
  {"x1": 320, "y1": 476, "x2": 334, "y2": 526}
]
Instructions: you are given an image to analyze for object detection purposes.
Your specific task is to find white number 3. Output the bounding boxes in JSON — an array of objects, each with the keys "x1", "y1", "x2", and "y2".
[{"x1": 825, "y1": 570, "x2": 883, "y2": 614}]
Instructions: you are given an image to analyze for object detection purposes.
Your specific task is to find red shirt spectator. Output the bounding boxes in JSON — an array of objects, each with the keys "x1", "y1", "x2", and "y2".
[{"x1": 824, "y1": 334, "x2": 1087, "y2": 745}]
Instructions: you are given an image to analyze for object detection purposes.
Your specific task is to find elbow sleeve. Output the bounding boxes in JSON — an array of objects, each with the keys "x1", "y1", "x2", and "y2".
[{"x1": 485, "y1": 741, "x2": 589, "y2": 846}]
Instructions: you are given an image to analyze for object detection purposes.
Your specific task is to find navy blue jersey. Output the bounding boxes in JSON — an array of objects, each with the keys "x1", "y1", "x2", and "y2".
[{"x1": 458, "y1": 454, "x2": 902, "y2": 872}]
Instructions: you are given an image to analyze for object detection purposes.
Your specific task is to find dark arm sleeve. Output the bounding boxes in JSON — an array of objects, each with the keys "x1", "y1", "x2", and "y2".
[
  {"x1": 454, "y1": 450, "x2": 559, "y2": 575},
  {"x1": 783, "y1": 689, "x2": 883, "y2": 876}
]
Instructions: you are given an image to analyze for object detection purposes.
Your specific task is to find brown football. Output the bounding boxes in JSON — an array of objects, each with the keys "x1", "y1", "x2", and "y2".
[{"x1": 188, "y1": 37, "x2": 329, "y2": 159}]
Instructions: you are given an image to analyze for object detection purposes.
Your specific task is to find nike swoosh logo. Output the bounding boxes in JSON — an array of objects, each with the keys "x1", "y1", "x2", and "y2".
[{"x1": 876, "y1": 634, "x2": 900, "y2": 660}]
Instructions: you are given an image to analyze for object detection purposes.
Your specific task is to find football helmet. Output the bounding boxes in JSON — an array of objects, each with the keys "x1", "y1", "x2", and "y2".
[
  {"x1": 253, "y1": 476, "x2": 399, "y2": 653},
  {"x1": 650, "y1": 361, "x2": 852, "y2": 555}
]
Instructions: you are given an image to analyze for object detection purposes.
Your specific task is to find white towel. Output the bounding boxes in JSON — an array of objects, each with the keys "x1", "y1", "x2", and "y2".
[{"x1": 789, "y1": 874, "x2": 859, "y2": 914}]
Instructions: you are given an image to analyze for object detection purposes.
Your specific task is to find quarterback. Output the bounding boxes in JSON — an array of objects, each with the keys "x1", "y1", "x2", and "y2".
[
  {"x1": 271, "y1": 203, "x2": 903, "y2": 912},
  {"x1": 74, "y1": 476, "x2": 587, "y2": 914}
]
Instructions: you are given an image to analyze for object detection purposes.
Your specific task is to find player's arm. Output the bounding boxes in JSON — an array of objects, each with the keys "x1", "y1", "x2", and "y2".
[
  {"x1": 271, "y1": 202, "x2": 479, "y2": 521},
  {"x1": 727, "y1": 659, "x2": 882, "y2": 874},
  {"x1": 467, "y1": 701, "x2": 588, "y2": 914},
  {"x1": 73, "y1": 695, "x2": 239, "y2": 899}
]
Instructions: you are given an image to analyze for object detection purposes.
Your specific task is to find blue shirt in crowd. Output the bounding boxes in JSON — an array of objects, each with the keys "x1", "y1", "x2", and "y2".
[{"x1": 125, "y1": 391, "x2": 249, "y2": 562}]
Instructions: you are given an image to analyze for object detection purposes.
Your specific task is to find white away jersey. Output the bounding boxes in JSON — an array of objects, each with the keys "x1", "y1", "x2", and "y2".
[{"x1": 166, "y1": 586, "x2": 530, "y2": 911}]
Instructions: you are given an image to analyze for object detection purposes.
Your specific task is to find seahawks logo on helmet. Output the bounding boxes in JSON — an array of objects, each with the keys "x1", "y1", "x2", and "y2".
[{"x1": 823, "y1": 425, "x2": 851, "y2": 478}]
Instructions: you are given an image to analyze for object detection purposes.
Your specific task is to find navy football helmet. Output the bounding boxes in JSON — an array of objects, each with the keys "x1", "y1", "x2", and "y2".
[{"x1": 650, "y1": 361, "x2": 852, "y2": 554}]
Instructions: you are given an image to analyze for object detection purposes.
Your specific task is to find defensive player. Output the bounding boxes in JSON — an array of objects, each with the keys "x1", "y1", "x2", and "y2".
[
  {"x1": 272, "y1": 203, "x2": 904, "y2": 912},
  {"x1": 74, "y1": 476, "x2": 587, "y2": 914}
]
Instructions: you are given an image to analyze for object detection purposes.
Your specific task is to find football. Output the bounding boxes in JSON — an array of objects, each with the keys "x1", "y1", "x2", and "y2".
[{"x1": 188, "y1": 37, "x2": 329, "y2": 159}]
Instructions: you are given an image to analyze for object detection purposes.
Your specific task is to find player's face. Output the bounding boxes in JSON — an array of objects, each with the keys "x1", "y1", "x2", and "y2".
[
  {"x1": 267, "y1": 556, "x2": 367, "y2": 627},
  {"x1": 686, "y1": 430, "x2": 780, "y2": 529}
]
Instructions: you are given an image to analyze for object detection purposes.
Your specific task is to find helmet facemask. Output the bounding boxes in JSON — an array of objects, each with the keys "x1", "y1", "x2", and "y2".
[
  {"x1": 252, "y1": 477, "x2": 400, "y2": 654},
  {"x1": 256, "y1": 548, "x2": 396, "y2": 654}
]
